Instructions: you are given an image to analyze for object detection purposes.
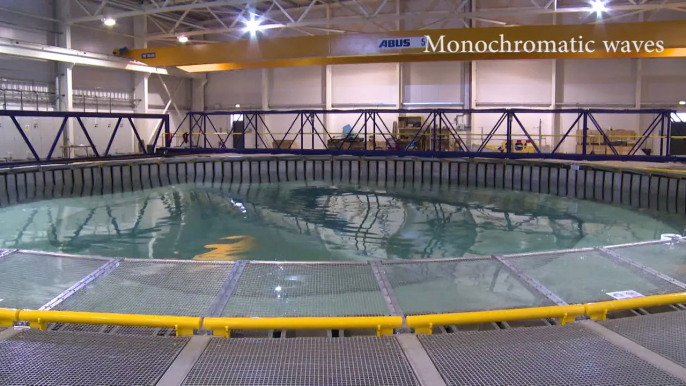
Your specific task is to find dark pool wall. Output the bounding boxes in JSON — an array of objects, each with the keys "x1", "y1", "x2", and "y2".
[{"x1": 0, "y1": 156, "x2": 684, "y2": 215}]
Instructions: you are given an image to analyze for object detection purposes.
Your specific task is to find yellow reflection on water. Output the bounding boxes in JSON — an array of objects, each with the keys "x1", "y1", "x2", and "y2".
[{"x1": 193, "y1": 235, "x2": 256, "y2": 261}]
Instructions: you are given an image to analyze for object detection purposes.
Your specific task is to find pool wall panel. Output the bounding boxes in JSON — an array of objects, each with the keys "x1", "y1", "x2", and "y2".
[{"x1": 1, "y1": 157, "x2": 684, "y2": 217}]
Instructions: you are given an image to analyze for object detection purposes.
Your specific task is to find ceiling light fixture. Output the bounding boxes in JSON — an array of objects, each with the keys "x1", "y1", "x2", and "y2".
[
  {"x1": 244, "y1": 14, "x2": 263, "y2": 37},
  {"x1": 589, "y1": 0, "x2": 607, "y2": 15},
  {"x1": 102, "y1": 17, "x2": 116, "y2": 27},
  {"x1": 177, "y1": 35, "x2": 189, "y2": 44}
]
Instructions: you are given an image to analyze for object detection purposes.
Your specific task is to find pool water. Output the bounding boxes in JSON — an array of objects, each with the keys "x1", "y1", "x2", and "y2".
[{"x1": 0, "y1": 181, "x2": 682, "y2": 261}]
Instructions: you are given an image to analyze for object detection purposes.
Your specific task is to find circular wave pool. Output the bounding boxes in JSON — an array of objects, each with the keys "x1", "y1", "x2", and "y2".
[{"x1": 0, "y1": 181, "x2": 682, "y2": 261}]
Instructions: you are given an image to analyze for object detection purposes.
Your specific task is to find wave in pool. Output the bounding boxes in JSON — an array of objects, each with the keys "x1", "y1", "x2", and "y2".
[{"x1": 0, "y1": 181, "x2": 682, "y2": 261}]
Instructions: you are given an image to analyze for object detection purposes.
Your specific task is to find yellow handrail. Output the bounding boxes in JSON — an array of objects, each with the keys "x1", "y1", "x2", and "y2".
[
  {"x1": 406, "y1": 304, "x2": 586, "y2": 334},
  {"x1": 2, "y1": 292, "x2": 685, "y2": 337},
  {"x1": 0, "y1": 308, "x2": 19, "y2": 327},
  {"x1": 585, "y1": 292, "x2": 686, "y2": 321},
  {"x1": 18, "y1": 310, "x2": 201, "y2": 337},
  {"x1": 203, "y1": 316, "x2": 403, "y2": 338}
]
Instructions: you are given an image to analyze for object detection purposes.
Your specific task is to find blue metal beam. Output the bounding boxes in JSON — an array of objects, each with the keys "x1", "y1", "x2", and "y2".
[
  {"x1": 0, "y1": 110, "x2": 168, "y2": 119},
  {"x1": 9, "y1": 116, "x2": 40, "y2": 161},
  {"x1": 195, "y1": 108, "x2": 674, "y2": 116},
  {"x1": 159, "y1": 147, "x2": 686, "y2": 163},
  {"x1": 46, "y1": 117, "x2": 68, "y2": 160}
]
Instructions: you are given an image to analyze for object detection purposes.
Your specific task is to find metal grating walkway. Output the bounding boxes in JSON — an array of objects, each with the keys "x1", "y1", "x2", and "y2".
[
  {"x1": 221, "y1": 263, "x2": 390, "y2": 317},
  {"x1": 0, "y1": 251, "x2": 109, "y2": 310},
  {"x1": 383, "y1": 259, "x2": 553, "y2": 315},
  {"x1": 56, "y1": 260, "x2": 234, "y2": 316},
  {"x1": 0, "y1": 330, "x2": 188, "y2": 386},
  {"x1": 181, "y1": 336, "x2": 420, "y2": 386},
  {"x1": 506, "y1": 250, "x2": 684, "y2": 304},
  {"x1": 418, "y1": 324, "x2": 684, "y2": 386},
  {"x1": 601, "y1": 311, "x2": 686, "y2": 368}
]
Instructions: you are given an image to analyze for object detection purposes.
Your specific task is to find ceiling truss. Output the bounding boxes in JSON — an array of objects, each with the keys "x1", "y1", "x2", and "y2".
[{"x1": 67, "y1": 0, "x2": 686, "y2": 43}]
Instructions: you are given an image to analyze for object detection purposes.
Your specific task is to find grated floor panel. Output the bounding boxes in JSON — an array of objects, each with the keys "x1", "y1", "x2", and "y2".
[
  {"x1": 182, "y1": 336, "x2": 419, "y2": 386},
  {"x1": 221, "y1": 263, "x2": 389, "y2": 317},
  {"x1": 56, "y1": 260, "x2": 234, "y2": 316},
  {"x1": 383, "y1": 259, "x2": 553, "y2": 314},
  {"x1": 600, "y1": 311, "x2": 686, "y2": 368},
  {"x1": 0, "y1": 252, "x2": 108, "y2": 309},
  {"x1": 0, "y1": 330, "x2": 188, "y2": 385},
  {"x1": 418, "y1": 324, "x2": 683, "y2": 386},
  {"x1": 608, "y1": 243, "x2": 686, "y2": 284},
  {"x1": 507, "y1": 250, "x2": 683, "y2": 304}
]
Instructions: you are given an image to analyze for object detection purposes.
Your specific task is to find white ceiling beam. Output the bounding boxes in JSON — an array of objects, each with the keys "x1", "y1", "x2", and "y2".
[
  {"x1": 296, "y1": 0, "x2": 317, "y2": 23},
  {"x1": 94, "y1": 0, "x2": 109, "y2": 16},
  {"x1": 0, "y1": 38, "x2": 169, "y2": 75},
  {"x1": 372, "y1": 0, "x2": 389, "y2": 17},
  {"x1": 273, "y1": 0, "x2": 295, "y2": 23},
  {"x1": 170, "y1": 0, "x2": 200, "y2": 33},
  {"x1": 351, "y1": 0, "x2": 370, "y2": 17},
  {"x1": 208, "y1": 7, "x2": 231, "y2": 28},
  {"x1": 144, "y1": 2, "x2": 686, "y2": 40},
  {"x1": 73, "y1": 0, "x2": 93, "y2": 16},
  {"x1": 71, "y1": 0, "x2": 263, "y2": 23}
]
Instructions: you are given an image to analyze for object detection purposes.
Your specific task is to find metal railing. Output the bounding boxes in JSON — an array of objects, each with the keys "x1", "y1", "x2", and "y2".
[
  {"x1": 0, "y1": 110, "x2": 170, "y2": 164},
  {"x1": 2, "y1": 238, "x2": 686, "y2": 337},
  {"x1": 2, "y1": 290, "x2": 685, "y2": 337},
  {"x1": 164, "y1": 108, "x2": 679, "y2": 162}
]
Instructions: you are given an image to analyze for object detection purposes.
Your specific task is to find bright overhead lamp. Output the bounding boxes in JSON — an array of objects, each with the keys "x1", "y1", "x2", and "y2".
[
  {"x1": 679, "y1": 101, "x2": 686, "y2": 105},
  {"x1": 235, "y1": 104, "x2": 241, "y2": 108},
  {"x1": 177, "y1": 35, "x2": 189, "y2": 44},
  {"x1": 589, "y1": 0, "x2": 607, "y2": 15},
  {"x1": 102, "y1": 17, "x2": 116, "y2": 27},
  {"x1": 244, "y1": 14, "x2": 263, "y2": 37}
]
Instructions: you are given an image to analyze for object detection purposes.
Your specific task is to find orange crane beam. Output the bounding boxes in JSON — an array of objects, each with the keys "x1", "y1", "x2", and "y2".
[{"x1": 117, "y1": 21, "x2": 686, "y2": 72}]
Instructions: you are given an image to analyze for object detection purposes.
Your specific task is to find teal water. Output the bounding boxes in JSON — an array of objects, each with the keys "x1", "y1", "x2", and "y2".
[{"x1": 0, "y1": 181, "x2": 682, "y2": 261}]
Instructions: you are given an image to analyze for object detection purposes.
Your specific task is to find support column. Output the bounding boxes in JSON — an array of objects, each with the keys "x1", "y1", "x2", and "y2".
[
  {"x1": 634, "y1": 13, "x2": 649, "y2": 155},
  {"x1": 134, "y1": 15, "x2": 149, "y2": 153},
  {"x1": 134, "y1": 72, "x2": 149, "y2": 152},
  {"x1": 261, "y1": 68, "x2": 270, "y2": 148},
  {"x1": 324, "y1": 4, "x2": 333, "y2": 134},
  {"x1": 469, "y1": 0, "x2": 477, "y2": 146},
  {"x1": 396, "y1": 0, "x2": 403, "y2": 136},
  {"x1": 551, "y1": 11, "x2": 563, "y2": 153},
  {"x1": 325, "y1": 65, "x2": 333, "y2": 133},
  {"x1": 634, "y1": 58, "x2": 650, "y2": 154},
  {"x1": 56, "y1": 0, "x2": 73, "y2": 159},
  {"x1": 191, "y1": 77, "x2": 207, "y2": 112},
  {"x1": 552, "y1": 59, "x2": 564, "y2": 152}
]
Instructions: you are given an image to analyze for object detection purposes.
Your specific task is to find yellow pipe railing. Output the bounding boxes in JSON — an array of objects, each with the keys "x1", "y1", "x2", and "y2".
[
  {"x1": 0, "y1": 308, "x2": 19, "y2": 327},
  {"x1": 203, "y1": 316, "x2": 403, "y2": 338},
  {"x1": 1, "y1": 292, "x2": 685, "y2": 337},
  {"x1": 18, "y1": 310, "x2": 201, "y2": 337},
  {"x1": 585, "y1": 292, "x2": 686, "y2": 321},
  {"x1": 406, "y1": 304, "x2": 585, "y2": 334}
]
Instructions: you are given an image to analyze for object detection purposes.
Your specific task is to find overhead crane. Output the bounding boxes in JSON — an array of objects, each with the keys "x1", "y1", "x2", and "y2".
[{"x1": 115, "y1": 21, "x2": 686, "y2": 72}]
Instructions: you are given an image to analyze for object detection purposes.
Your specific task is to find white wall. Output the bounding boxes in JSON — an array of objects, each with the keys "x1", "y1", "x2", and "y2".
[
  {"x1": 206, "y1": 69, "x2": 263, "y2": 110},
  {"x1": 331, "y1": 63, "x2": 397, "y2": 106},
  {"x1": 476, "y1": 60, "x2": 553, "y2": 107},
  {"x1": 403, "y1": 61, "x2": 464, "y2": 105},
  {"x1": 561, "y1": 59, "x2": 636, "y2": 106},
  {"x1": 0, "y1": 0, "x2": 54, "y2": 45},
  {"x1": 270, "y1": 66, "x2": 324, "y2": 107},
  {"x1": 199, "y1": 56, "x2": 686, "y2": 153}
]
